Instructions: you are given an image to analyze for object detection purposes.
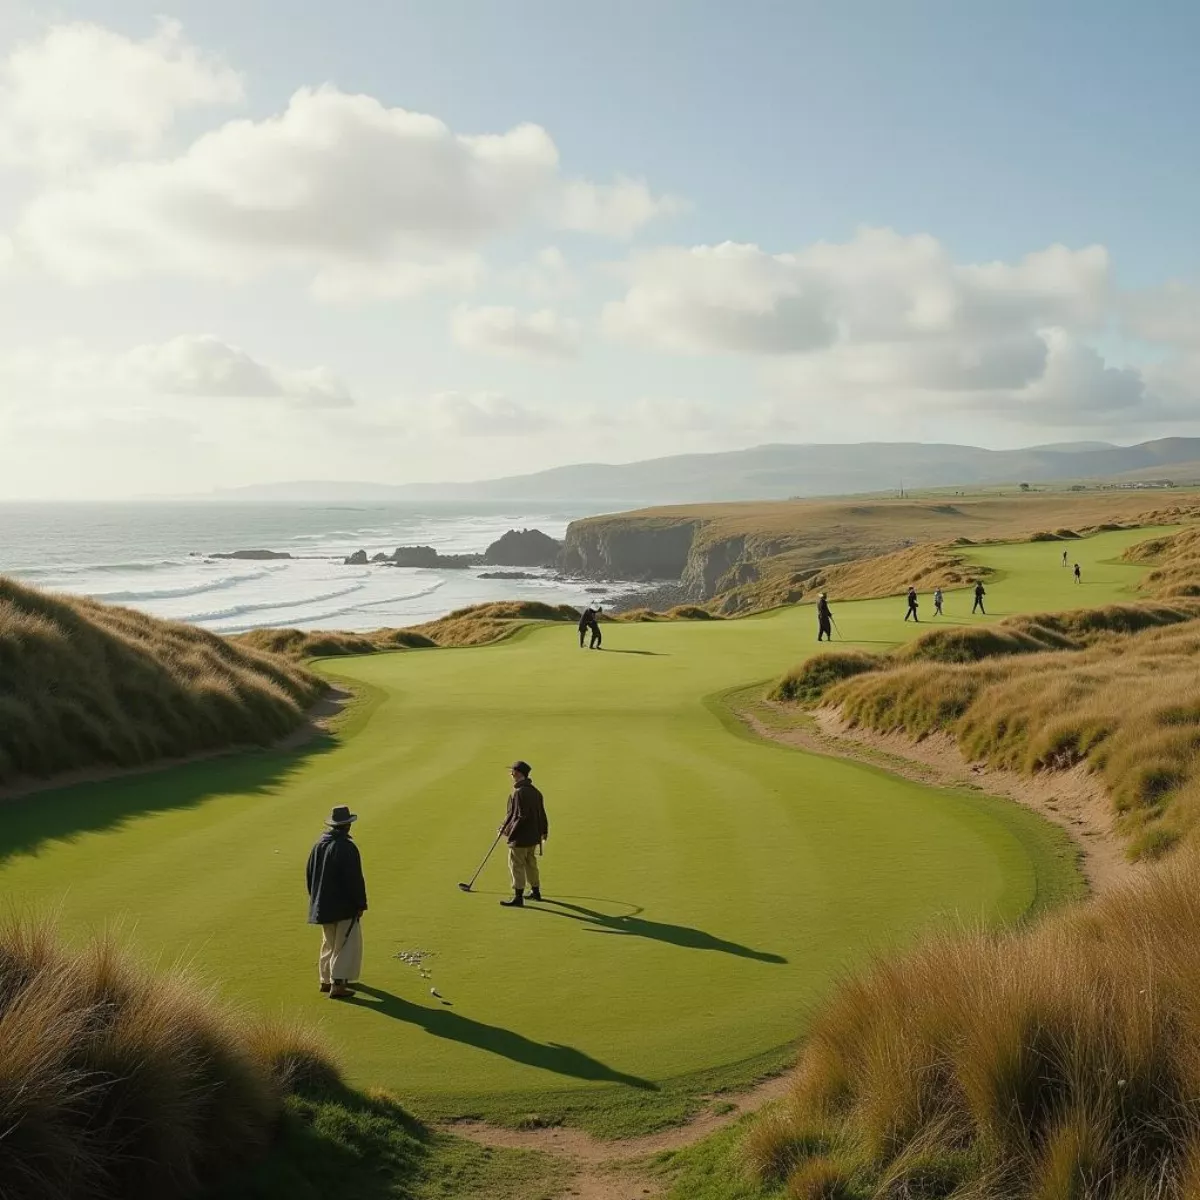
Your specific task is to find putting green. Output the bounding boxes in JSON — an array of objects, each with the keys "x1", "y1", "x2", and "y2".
[{"x1": 0, "y1": 528, "x2": 1166, "y2": 1109}]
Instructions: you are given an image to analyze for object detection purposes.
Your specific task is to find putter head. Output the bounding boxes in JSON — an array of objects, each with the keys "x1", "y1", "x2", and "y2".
[{"x1": 457, "y1": 882, "x2": 472, "y2": 892}]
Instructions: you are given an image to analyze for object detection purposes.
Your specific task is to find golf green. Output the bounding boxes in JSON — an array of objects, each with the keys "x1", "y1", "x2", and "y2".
[{"x1": 0, "y1": 528, "x2": 1166, "y2": 1109}]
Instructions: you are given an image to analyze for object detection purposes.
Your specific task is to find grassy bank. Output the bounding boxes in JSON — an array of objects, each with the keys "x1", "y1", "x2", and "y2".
[
  {"x1": 728, "y1": 527, "x2": 1200, "y2": 1198},
  {"x1": 0, "y1": 917, "x2": 331, "y2": 1200},
  {"x1": 0, "y1": 577, "x2": 322, "y2": 789},
  {"x1": 773, "y1": 597, "x2": 1200, "y2": 859},
  {"x1": 743, "y1": 852, "x2": 1200, "y2": 1200},
  {"x1": 238, "y1": 600, "x2": 722, "y2": 660}
]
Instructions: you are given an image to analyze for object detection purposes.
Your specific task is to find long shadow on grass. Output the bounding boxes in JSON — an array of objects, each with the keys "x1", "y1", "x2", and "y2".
[
  {"x1": 347, "y1": 983, "x2": 656, "y2": 1090},
  {"x1": 601, "y1": 648, "x2": 667, "y2": 656},
  {"x1": 0, "y1": 735, "x2": 337, "y2": 866},
  {"x1": 531, "y1": 899, "x2": 787, "y2": 963}
]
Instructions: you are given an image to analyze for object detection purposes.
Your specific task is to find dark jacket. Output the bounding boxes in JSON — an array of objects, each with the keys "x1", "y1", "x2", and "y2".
[
  {"x1": 975, "y1": 583, "x2": 986, "y2": 598},
  {"x1": 502, "y1": 778, "x2": 549, "y2": 847},
  {"x1": 578, "y1": 607, "x2": 599, "y2": 631},
  {"x1": 907, "y1": 589, "x2": 918, "y2": 607},
  {"x1": 306, "y1": 828, "x2": 368, "y2": 925},
  {"x1": 817, "y1": 597, "x2": 832, "y2": 622}
]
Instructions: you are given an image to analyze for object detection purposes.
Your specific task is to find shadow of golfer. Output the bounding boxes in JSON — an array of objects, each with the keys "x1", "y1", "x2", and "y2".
[
  {"x1": 603, "y1": 649, "x2": 667, "y2": 656},
  {"x1": 531, "y1": 900, "x2": 787, "y2": 963},
  {"x1": 345, "y1": 983, "x2": 657, "y2": 1091}
]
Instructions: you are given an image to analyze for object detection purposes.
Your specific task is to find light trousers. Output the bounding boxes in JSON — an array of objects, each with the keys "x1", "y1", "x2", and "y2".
[
  {"x1": 319, "y1": 917, "x2": 363, "y2": 984},
  {"x1": 508, "y1": 844, "x2": 541, "y2": 890}
]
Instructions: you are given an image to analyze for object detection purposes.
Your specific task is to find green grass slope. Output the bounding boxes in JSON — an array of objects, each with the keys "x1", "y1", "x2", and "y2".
[{"x1": 0, "y1": 528, "x2": 1165, "y2": 1136}]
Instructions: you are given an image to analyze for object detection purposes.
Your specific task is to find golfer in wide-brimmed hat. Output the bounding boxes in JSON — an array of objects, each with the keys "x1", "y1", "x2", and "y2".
[{"x1": 305, "y1": 804, "x2": 368, "y2": 999}]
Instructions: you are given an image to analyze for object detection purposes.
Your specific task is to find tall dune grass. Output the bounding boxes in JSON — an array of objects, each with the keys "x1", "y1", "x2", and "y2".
[
  {"x1": 771, "y1": 600, "x2": 1200, "y2": 858},
  {"x1": 746, "y1": 852, "x2": 1200, "y2": 1199},
  {"x1": 0, "y1": 917, "x2": 338, "y2": 1200},
  {"x1": 0, "y1": 578, "x2": 323, "y2": 788}
]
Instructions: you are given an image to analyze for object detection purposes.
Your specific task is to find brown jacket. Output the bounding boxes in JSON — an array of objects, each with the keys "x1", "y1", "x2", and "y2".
[{"x1": 502, "y1": 778, "x2": 549, "y2": 847}]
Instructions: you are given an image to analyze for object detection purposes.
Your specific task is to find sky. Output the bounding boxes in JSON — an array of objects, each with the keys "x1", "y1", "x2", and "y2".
[{"x1": 0, "y1": 0, "x2": 1197, "y2": 498}]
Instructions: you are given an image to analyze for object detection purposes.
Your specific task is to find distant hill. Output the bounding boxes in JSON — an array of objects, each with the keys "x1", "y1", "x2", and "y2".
[{"x1": 208, "y1": 438, "x2": 1200, "y2": 506}]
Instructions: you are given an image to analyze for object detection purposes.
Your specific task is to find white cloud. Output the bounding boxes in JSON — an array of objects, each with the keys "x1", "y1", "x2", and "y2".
[
  {"x1": 0, "y1": 20, "x2": 242, "y2": 169},
  {"x1": 605, "y1": 230, "x2": 1109, "y2": 356},
  {"x1": 451, "y1": 305, "x2": 581, "y2": 361},
  {"x1": 604, "y1": 241, "x2": 836, "y2": 354},
  {"x1": 11, "y1": 84, "x2": 681, "y2": 297},
  {"x1": 0, "y1": 335, "x2": 353, "y2": 408},
  {"x1": 120, "y1": 335, "x2": 354, "y2": 408},
  {"x1": 422, "y1": 391, "x2": 553, "y2": 437},
  {"x1": 601, "y1": 229, "x2": 1146, "y2": 424},
  {"x1": 310, "y1": 254, "x2": 485, "y2": 303},
  {"x1": 1008, "y1": 328, "x2": 1145, "y2": 418},
  {"x1": 1125, "y1": 282, "x2": 1200, "y2": 350},
  {"x1": 510, "y1": 246, "x2": 577, "y2": 300},
  {"x1": 557, "y1": 176, "x2": 684, "y2": 239}
]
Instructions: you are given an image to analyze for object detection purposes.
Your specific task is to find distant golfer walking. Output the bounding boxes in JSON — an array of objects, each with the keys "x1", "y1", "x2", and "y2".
[
  {"x1": 933, "y1": 587, "x2": 944, "y2": 616},
  {"x1": 1074, "y1": 562, "x2": 1082, "y2": 584},
  {"x1": 1062, "y1": 550, "x2": 1069, "y2": 567},
  {"x1": 578, "y1": 604, "x2": 602, "y2": 650},
  {"x1": 816, "y1": 592, "x2": 833, "y2": 641},
  {"x1": 499, "y1": 761, "x2": 549, "y2": 908},
  {"x1": 306, "y1": 805, "x2": 368, "y2": 1000},
  {"x1": 972, "y1": 581, "x2": 987, "y2": 614},
  {"x1": 904, "y1": 586, "x2": 920, "y2": 622}
]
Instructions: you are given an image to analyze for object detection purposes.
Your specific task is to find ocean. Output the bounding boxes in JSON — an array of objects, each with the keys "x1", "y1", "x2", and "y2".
[{"x1": 0, "y1": 501, "x2": 635, "y2": 633}]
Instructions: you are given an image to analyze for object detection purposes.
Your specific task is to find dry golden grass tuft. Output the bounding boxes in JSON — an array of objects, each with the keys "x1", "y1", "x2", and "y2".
[
  {"x1": 0, "y1": 577, "x2": 324, "y2": 788},
  {"x1": 0, "y1": 916, "x2": 339, "y2": 1200},
  {"x1": 236, "y1": 601, "x2": 584, "y2": 658},
  {"x1": 747, "y1": 851, "x2": 1200, "y2": 1199}
]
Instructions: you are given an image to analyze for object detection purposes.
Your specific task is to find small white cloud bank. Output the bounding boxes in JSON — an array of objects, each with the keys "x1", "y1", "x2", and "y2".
[
  {"x1": 451, "y1": 305, "x2": 581, "y2": 361},
  {"x1": 0, "y1": 19, "x2": 243, "y2": 169}
]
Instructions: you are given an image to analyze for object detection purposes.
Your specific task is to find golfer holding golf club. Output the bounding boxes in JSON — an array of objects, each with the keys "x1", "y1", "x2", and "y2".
[
  {"x1": 499, "y1": 761, "x2": 549, "y2": 908},
  {"x1": 306, "y1": 804, "x2": 368, "y2": 999}
]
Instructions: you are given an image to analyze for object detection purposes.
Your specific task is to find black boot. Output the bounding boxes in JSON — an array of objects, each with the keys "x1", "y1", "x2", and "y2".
[
  {"x1": 500, "y1": 889, "x2": 524, "y2": 908},
  {"x1": 527, "y1": 887, "x2": 542, "y2": 902}
]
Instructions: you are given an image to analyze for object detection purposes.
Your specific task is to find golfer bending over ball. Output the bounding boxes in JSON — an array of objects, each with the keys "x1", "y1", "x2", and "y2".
[
  {"x1": 499, "y1": 761, "x2": 549, "y2": 908},
  {"x1": 306, "y1": 804, "x2": 368, "y2": 999}
]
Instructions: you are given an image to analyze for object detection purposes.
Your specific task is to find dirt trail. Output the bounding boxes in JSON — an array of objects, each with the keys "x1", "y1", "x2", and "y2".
[
  {"x1": 442, "y1": 1071, "x2": 793, "y2": 1199},
  {"x1": 740, "y1": 701, "x2": 1139, "y2": 895}
]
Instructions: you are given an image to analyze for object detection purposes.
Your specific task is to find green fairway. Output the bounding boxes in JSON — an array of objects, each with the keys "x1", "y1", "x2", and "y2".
[{"x1": 0, "y1": 527, "x2": 1168, "y2": 1122}]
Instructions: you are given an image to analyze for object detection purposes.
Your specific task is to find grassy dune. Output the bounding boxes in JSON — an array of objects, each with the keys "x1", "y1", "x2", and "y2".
[
  {"x1": 740, "y1": 526, "x2": 1200, "y2": 1199},
  {"x1": 0, "y1": 917, "x2": 333, "y2": 1200},
  {"x1": 0, "y1": 577, "x2": 322, "y2": 788},
  {"x1": 743, "y1": 853, "x2": 1200, "y2": 1200},
  {"x1": 238, "y1": 601, "x2": 721, "y2": 660}
]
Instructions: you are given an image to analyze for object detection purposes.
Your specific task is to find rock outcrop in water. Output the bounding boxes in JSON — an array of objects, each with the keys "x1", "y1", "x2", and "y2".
[
  {"x1": 482, "y1": 528, "x2": 562, "y2": 567},
  {"x1": 390, "y1": 546, "x2": 482, "y2": 569},
  {"x1": 344, "y1": 550, "x2": 369, "y2": 565},
  {"x1": 213, "y1": 549, "x2": 293, "y2": 560}
]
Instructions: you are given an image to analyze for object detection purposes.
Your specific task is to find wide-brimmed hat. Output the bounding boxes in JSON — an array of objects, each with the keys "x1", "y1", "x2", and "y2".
[{"x1": 326, "y1": 805, "x2": 358, "y2": 826}]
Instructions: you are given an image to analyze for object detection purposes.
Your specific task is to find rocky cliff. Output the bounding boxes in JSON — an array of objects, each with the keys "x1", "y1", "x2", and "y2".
[{"x1": 559, "y1": 519, "x2": 699, "y2": 582}]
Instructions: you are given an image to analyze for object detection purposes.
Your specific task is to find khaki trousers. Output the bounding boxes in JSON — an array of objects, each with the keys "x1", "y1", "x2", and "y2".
[
  {"x1": 319, "y1": 917, "x2": 363, "y2": 984},
  {"x1": 508, "y1": 844, "x2": 541, "y2": 890}
]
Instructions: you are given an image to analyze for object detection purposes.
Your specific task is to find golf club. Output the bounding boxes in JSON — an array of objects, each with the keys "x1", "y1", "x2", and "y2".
[
  {"x1": 341, "y1": 912, "x2": 359, "y2": 950},
  {"x1": 458, "y1": 832, "x2": 502, "y2": 892},
  {"x1": 831, "y1": 615, "x2": 844, "y2": 640}
]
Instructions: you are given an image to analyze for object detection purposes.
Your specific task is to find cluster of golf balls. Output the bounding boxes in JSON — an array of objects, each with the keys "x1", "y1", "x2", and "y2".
[{"x1": 394, "y1": 948, "x2": 441, "y2": 997}]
